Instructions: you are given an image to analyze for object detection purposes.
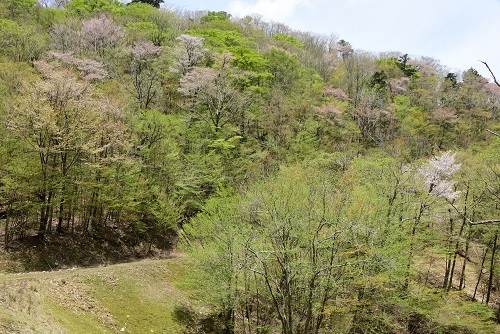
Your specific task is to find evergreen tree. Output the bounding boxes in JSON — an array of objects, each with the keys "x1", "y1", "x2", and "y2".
[{"x1": 130, "y1": 0, "x2": 163, "y2": 9}]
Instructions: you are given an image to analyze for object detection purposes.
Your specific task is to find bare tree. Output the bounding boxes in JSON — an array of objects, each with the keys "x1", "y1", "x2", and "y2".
[
  {"x1": 127, "y1": 41, "x2": 162, "y2": 110},
  {"x1": 50, "y1": 0, "x2": 70, "y2": 8},
  {"x1": 49, "y1": 19, "x2": 82, "y2": 53},
  {"x1": 38, "y1": 0, "x2": 50, "y2": 8}
]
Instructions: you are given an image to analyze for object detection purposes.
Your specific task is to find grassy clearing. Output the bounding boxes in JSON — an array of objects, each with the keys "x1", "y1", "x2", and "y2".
[
  {"x1": 0, "y1": 256, "x2": 201, "y2": 333},
  {"x1": 1, "y1": 254, "x2": 499, "y2": 333}
]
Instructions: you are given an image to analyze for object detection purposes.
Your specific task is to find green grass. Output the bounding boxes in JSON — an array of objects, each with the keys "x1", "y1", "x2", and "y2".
[
  {"x1": 408, "y1": 286, "x2": 499, "y2": 334},
  {"x1": 1, "y1": 255, "x2": 499, "y2": 333},
  {"x1": 0, "y1": 257, "x2": 201, "y2": 333}
]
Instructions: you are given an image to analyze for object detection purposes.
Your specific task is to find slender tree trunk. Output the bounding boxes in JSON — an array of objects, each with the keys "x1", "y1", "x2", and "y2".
[
  {"x1": 57, "y1": 182, "x2": 66, "y2": 233},
  {"x1": 404, "y1": 204, "x2": 425, "y2": 292},
  {"x1": 254, "y1": 271, "x2": 260, "y2": 333},
  {"x1": 38, "y1": 190, "x2": 54, "y2": 239},
  {"x1": 486, "y1": 232, "x2": 498, "y2": 304},
  {"x1": 4, "y1": 206, "x2": 10, "y2": 249},
  {"x1": 57, "y1": 152, "x2": 68, "y2": 233},
  {"x1": 243, "y1": 270, "x2": 252, "y2": 334},
  {"x1": 443, "y1": 211, "x2": 454, "y2": 289},
  {"x1": 452, "y1": 184, "x2": 470, "y2": 291},
  {"x1": 404, "y1": 221, "x2": 417, "y2": 292},
  {"x1": 38, "y1": 153, "x2": 57, "y2": 239},
  {"x1": 459, "y1": 234, "x2": 470, "y2": 290},
  {"x1": 447, "y1": 253, "x2": 457, "y2": 291},
  {"x1": 474, "y1": 247, "x2": 489, "y2": 301},
  {"x1": 314, "y1": 245, "x2": 337, "y2": 334},
  {"x1": 447, "y1": 215, "x2": 468, "y2": 291}
]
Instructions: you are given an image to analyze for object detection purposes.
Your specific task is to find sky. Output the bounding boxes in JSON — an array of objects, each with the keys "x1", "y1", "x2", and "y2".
[{"x1": 161, "y1": 0, "x2": 500, "y2": 80}]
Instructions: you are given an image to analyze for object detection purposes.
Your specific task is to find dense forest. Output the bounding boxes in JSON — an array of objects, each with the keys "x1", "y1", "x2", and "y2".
[{"x1": 0, "y1": 0, "x2": 499, "y2": 333}]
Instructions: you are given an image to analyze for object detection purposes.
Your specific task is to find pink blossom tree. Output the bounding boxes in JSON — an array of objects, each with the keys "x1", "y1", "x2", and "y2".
[
  {"x1": 81, "y1": 14, "x2": 124, "y2": 59},
  {"x1": 178, "y1": 55, "x2": 247, "y2": 132}
]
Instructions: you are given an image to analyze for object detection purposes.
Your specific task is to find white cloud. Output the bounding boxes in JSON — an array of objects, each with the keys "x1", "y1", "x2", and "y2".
[{"x1": 228, "y1": 0, "x2": 310, "y2": 22}]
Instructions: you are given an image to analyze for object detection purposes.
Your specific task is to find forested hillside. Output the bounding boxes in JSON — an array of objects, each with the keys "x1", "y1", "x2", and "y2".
[{"x1": 0, "y1": 0, "x2": 499, "y2": 333}]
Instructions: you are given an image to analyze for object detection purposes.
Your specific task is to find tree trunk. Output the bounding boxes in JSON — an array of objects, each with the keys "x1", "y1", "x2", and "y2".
[
  {"x1": 3, "y1": 206, "x2": 10, "y2": 249},
  {"x1": 404, "y1": 205, "x2": 424, "y2": 292},
  {"x1": 486, "y1": 232, "x2": 498, "y2": 304},
  {"x1": 474, "y1": 247, "x2": 489, "y2": 301},
  {"x1": 57, "y1": 182, "x2": 66, "y2": 233},
  {"x1": 38, "y1": 190, "x2": 54, "y2": 239},
  {"x1": 443, "y1": 211, "x2": 453, "y2": 289},
  {"x1": 459, "y1": 236, "x2": 469, "y2": 290}
]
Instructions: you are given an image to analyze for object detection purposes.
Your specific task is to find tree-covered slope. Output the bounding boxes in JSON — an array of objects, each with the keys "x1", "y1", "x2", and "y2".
[{"x1": 0, "y1": 1, "x2": 499, "y2": 333}]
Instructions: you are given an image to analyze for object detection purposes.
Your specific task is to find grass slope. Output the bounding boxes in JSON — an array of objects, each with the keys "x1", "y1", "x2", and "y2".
[
  {"x1": 1, "y1": 253, "x2": 499, "y2": 333},
  {"x1": 0, "y1": 256, "x2": 200, "y2": 333}
]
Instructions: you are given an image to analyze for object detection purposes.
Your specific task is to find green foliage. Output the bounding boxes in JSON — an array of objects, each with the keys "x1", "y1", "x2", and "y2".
[
  {"x1": 0, "y1": 0, "x2": 38, "y2": 20},
  {"x1": 229, "y1": 45, "x2": 267, "y2": 72},
  {"x1": 125, "y1": 21, "x2": 159, "y2": 41},
  {"x1": 182, "y1": 165, "x2": 422, "y2": 333},
  {"x1": 131, "y1": 0, "x2": 163, "y2": 9},
  {"x1": 189, "y1": 28, "x2": 246, "y2": 50},
  {"x1": 200, "y1": 11, "x2": 231, "y2": 23},
  {"x1": 0, "y1": 19, "x2": 46, "y2": 62},
  {"x1": 263, "y1": 48, "x2": 301, "y2": 90},
  {"x1": 407, "y1": 289, "x2": 497, "y2": 333},
  {"x1": 371, "y1": 70, "x2": 388, "y2": 90},
  {"x1": 65, "y1": 0, "x2": 122, "y2": 15},
  {"x1": 273, "y1": 32, "x2": 304, "y2": 49},
  {"x1": 375, "y1": 56, "x2": 404, "y2": 77},
  {"x1": 112, "y1": 2, "x2": 156, "y2": 19},
  {"x1": 397, "y1": 53, "x2": 418, "y2": 77}
]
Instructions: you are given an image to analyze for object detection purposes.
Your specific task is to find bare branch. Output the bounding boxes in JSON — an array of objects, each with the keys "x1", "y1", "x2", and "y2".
[
  {"x1": 447, "y1": 200, "x2": 500, "y2": 226},
  {"x1": 480, "y1": 60, "x2": 500, "y2": 87},
  {"x1": 469, "y1": 219, "x2": 500, "y2": 226},
  {"x1": 487, "y1": 129, "x2": 500, "y2": 137}
]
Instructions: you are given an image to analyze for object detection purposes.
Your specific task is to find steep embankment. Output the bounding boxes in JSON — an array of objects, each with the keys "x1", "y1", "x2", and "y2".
[{"x1": 0, "y1": 256, "x2": 202, "y2": 333}]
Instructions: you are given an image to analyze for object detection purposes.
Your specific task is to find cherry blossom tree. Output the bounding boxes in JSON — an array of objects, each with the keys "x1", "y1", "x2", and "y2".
[
  {"x1": 170, "y1": 34, "x2": 208, "y2": 75},
  {"x1": 81, "y1": 14, "x2": 124, "y2": 58},
  {"x1": 419, "y1": 151, "x2": 461, "y2": 201},
  {"x1": 178, "y1": 54, "x2": 247, "y2": 132},
  {"x1": 48, "y1": 51, "x2": 108, "y2": 81}
]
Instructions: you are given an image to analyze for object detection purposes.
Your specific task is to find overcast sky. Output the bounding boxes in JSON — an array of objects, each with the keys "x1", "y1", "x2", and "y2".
[{"x1": 163, "y1": 0, "x2": 500, "y2": 80}]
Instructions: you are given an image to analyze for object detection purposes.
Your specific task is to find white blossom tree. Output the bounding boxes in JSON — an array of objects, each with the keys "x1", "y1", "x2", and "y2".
[
  {"x1": 419, "y1": 151, "x2": 461, "y2": 201},
  {"x1": 170, "y1": 34, "x2": 208, "y2": 75}
]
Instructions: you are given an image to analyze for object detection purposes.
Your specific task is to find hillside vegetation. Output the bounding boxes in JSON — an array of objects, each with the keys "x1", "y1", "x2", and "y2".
[
  {"x1": 0, "y1": 257, "x2": 208, "y2": 333},
  {"x1": 0, "y1": 257, "x2": 497, "y2": 333},
  {"x1": 0, "y1": 0, "x2": 499, "y2": 333}
]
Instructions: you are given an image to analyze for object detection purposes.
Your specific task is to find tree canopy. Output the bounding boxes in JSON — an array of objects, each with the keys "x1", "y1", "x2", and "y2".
[
  {"x1": 130, "y1": 0, "x2": 163, "y2": 9},
  {"x1": 0, "y1": 3, "x2": 499, "y2": 333}
]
